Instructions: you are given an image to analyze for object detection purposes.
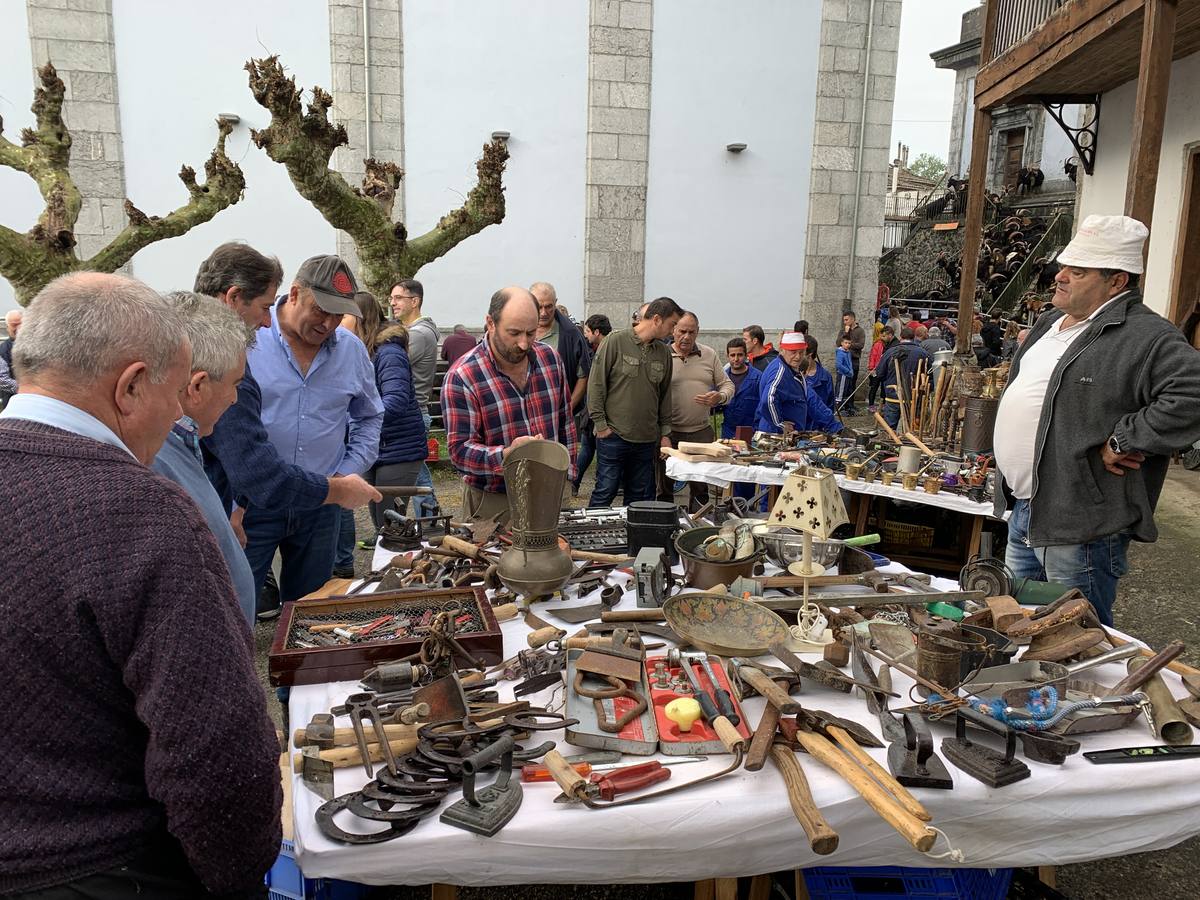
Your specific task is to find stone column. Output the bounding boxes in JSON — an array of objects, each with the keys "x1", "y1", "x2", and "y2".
[
  {"x1": 583, "y1": 0, "x2": 653, "y2": 324},
  {"x1": 26, "y1": 0, "x2": 128, "y2": 263},
  {"x1": 328, "y1": 0, "x2": 404, "y2": 275},
  {"x1": 802, "y1": 0, "x2": 901, "y2": 346}
]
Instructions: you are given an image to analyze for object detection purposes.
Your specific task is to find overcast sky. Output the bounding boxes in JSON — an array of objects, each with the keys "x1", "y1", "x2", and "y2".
[{"x1": 890, "y1": 0, "x2": 980, "y2": 164}]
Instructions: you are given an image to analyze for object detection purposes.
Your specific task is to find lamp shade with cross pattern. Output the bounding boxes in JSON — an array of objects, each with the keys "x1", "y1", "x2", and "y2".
[{"x1": 768, "y1": 466, "x2": 849, "y2": 576}]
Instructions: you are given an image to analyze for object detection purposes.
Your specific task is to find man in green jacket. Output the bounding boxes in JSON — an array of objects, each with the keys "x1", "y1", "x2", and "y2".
[{"x1": 588, "y1": 296, "x2": 683, "y2": 506}]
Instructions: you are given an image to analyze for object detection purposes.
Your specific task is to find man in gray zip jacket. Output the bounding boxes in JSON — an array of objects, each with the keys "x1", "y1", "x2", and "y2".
[{"x1": 993, "y1": 215, "x2": 1200, "y2": 625}]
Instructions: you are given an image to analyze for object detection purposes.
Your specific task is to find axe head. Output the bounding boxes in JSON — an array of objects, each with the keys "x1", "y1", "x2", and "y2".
[
  {"x1": 796, "y1": 708, "x2": 885, "y2": 748},
  {"x1": 301, "y1": 712, "x2": 336, "y2": 749},
  {"x1": 300, "y1": 746, "x2": 334, "y2": 801}
]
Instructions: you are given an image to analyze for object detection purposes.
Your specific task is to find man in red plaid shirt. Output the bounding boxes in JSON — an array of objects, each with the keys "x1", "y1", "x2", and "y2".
[{"x1": 441, "y1": 286, "x2": 577, "y2": 522}]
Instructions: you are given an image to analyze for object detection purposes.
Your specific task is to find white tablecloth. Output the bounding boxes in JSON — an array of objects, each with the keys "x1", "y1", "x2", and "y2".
[
  {"x1": 288, "y1": 550, "x2": 1200, "y2": 885},
  {"x1": 664, "y1": 457, "x2": 996, "y2": 519}
]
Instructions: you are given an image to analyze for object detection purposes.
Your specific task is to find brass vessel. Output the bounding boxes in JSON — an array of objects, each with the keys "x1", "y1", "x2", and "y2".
[{"x1": 497, "y1": 440, "x2": 573, "y2": 599}]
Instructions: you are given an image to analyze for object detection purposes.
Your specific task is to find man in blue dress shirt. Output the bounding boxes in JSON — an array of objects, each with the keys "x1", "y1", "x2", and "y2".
[
  {"x1": 151, "y1": 291, "x2": 258, "y2": 626},
  {"x1": 243, "y1": 256, "x2": 384, "y2": 607}
]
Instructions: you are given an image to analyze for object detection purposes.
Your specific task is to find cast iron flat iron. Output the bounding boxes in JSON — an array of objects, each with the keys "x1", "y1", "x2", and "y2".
[
  {"x1": 888, "y1": 713, "x2": 952, "y2": 789},
  {"x1": 439, "y1": 734, "x2": 522, "y2": 836},
  {"x1": 941, "y1": 705, "x2": 1030, "y2": 787}
]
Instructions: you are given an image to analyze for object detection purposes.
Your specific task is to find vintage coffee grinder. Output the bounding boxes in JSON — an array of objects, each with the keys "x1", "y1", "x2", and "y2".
[{"x1": 497, "y1": 439, "x2": 573, "y2": 602}]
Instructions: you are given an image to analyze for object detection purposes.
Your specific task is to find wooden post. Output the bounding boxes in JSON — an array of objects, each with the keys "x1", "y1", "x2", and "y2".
[
  {"x1": 955, "y1": 0, "x2": 1001, "y2": 355},
  {"x1": 1124, "y1": 0, "x2": 1178, "y2": 233},
  {"x1": 955, "y1": 108, "x2": 994, "y2": 355}
]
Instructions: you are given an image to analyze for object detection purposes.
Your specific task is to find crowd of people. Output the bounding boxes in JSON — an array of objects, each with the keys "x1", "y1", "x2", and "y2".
[{"x1": 1, "y1": 215, "x2": 1198, "y2": 896}]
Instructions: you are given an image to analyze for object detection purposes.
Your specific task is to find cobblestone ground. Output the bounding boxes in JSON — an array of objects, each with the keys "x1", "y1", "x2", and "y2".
[{"x1": 254, "y1": 451, "x2": 1200, "y2": 900}]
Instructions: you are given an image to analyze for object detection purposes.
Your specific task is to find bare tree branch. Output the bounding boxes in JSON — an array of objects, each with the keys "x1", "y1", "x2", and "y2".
[
  {"x1": 245, "y1": 55, "x2": 508, "y2": 297},
  {"x1": 85, "y1": 120, "x2": 246, "y2": 273},
  {"x1": 0, "y1": 63, "x2": 245, "y2": 303}
]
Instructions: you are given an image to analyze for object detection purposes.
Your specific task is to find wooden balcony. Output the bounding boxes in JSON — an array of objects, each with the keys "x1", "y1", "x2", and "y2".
[{"x1": 976, "y1": 0, "x2": 1200, "y2": 108}]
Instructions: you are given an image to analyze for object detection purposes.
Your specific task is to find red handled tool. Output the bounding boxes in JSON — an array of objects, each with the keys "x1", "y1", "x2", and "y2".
[{"x1": 554, "y1": 761, "x2": 671, "y2": 802}]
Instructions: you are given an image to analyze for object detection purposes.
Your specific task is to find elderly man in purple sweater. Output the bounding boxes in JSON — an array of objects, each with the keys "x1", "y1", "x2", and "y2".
[{"x1": 0, "y1": 273, "x2": 281, "y2": 898}]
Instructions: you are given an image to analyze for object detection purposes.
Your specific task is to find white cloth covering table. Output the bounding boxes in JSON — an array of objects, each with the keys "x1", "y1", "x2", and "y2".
[{"x1": 287, "y1": 547, "x2": 1200, "y2": 885}]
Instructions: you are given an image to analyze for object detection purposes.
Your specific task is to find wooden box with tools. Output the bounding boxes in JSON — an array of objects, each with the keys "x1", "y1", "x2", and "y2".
[{"x1": 268, "y1": 587, "x2": 503, "y2": 687}]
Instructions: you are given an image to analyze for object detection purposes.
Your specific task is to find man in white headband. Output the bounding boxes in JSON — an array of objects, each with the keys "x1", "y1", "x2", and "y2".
[{"x1": 993, "y1": 214, "x2": 1200, "y2": 625}]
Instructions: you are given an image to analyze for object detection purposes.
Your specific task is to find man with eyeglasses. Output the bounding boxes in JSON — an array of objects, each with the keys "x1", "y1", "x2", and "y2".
[{"x1": 390, "y1": 279, "x2": 440, "y2": 517}]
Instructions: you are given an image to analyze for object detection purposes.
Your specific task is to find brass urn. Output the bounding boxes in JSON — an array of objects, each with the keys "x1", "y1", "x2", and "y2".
[{"x1": 497, "y1": 439, "x2": 573, "y2": 599}]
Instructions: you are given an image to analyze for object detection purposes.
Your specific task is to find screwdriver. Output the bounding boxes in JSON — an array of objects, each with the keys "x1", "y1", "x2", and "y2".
[{"x1": 520, "y1": 755, "x2": 708, "y2": 783}]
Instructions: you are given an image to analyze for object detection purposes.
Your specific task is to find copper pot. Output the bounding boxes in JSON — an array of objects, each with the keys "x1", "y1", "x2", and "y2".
[{"x1": 676, "y1": 526, "x2": 763, "y2": 591}]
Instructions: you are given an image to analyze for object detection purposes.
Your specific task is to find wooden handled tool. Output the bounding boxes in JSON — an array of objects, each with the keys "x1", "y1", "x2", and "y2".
[
  {"x1": 746, "y1": 697, "x2": 785, "y2": 772},
  {"x1": 292, "y1": 723, "x2": 417, "y2": 749},
  {"x1": 291, "y1": 737, "x2": 416, "y2": 772},
  {"x1": 601, "y1": 608, "x2": 665, "y2": 623},
  {"x1": 1108, "y1": 640, "x2": 1186, "y2": 696},
  {"x1": 874, "y1": 410, "x2": 901, "y2": 444},
  {"x1": 570, "y1": 549, "x2": 632, "y2": 564},
  {"x1": 528, "y1": 625, "x2": 566, "y2": 648},
  {"x1": 440, "y1": 535, "x2": 487, "y2": 560},
  {"x1": 492, "y1": 602, "x2": 518, "y2": 622},
  {"x1": 738, "y1": 665, "x2": 801, "y2": 715},
  {"x1": 1104, "y1": 631, "x2": 1200, "y2": 679},
  {"x1": 543, "y1": 748, "x2": 591, "y2": 797},
  {"x1": 769, "y1": 745, "x2": 839, "y2": 856},
  {"x1": 824, "y1": 725, "x2": 930, "y2": 822},
  {"x1": 792, "y1": 730, "x2": 936, "y2": 852},
  {"x1": 904, "y1": 432, "x2": 935, "y2": 457}
]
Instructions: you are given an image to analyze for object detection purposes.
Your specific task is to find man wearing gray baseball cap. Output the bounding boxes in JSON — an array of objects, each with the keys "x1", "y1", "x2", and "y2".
[
  {"x1": 993, "y1": 215, "x2": 1200, "y2": 625},
  {"x1": 242, "y1": 254, "x2": 385, "y2": 612}
]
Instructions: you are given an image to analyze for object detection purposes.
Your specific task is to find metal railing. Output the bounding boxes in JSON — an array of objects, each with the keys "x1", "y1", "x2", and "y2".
[
  {"x1": 885, "y1": 193, "x2": 922, "y2": 219},
  {"x1": 990, "y1": 0, "x2": 1068, "y2": 60},
  {"x1": 988, "y1": 210, "x2": 1073, "y2": 314}
]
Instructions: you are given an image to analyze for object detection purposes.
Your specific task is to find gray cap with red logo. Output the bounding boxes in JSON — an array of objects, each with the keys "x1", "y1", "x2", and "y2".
[{"x1": 295, "y1": 255, "x2": 360, "y2": 317}]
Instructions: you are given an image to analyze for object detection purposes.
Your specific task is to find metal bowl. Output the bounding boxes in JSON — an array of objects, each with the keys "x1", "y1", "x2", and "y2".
[{"x1": 750, "y1": 526, "x2": 846, "y2": 570}]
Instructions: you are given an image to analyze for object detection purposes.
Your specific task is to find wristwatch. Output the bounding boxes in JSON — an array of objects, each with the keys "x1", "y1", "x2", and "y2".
[{"x1": 1107, "y1": 434, "x2": 1127, "y2": 456}]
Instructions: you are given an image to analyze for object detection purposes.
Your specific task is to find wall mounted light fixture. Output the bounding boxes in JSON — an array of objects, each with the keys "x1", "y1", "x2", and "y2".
[
  {"x1": 726, "y1": 142, "x2": 747, "y2": 153},
  {"x1": 491, "y1": 130, "x2": 511, "y2": 143},
  {"x1": 217, "y1": 113, "x2": 241, "y2": 126}
]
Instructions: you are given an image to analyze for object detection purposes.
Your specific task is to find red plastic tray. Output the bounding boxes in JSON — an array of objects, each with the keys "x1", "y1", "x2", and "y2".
[{"x1": 645, "y1": 654, "x2": 752, "y2": 755}]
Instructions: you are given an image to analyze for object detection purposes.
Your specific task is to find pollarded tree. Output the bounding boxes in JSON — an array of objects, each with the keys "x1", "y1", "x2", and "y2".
[
  {"x1": 0, "y1": 63, "x2": 245, "y2": 305},
  {"x1": 245, "y1": 56, "x2": 508, "y2": 298}
]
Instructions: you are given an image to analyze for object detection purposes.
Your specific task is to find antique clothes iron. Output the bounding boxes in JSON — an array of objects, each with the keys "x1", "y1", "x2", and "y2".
[{"x1": 497, "y1": 439, "x2": 573, "y2": 599}]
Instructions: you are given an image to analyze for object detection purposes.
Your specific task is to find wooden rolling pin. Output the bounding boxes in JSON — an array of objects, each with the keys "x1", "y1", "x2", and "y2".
[
  {"x1": 292, "y1": 723, "x2": 417, "y2": 749},
  {"x1": 291, "y1": 737, "x2": 417, "y2": 772},
  {"x1": 769, "y1": 745, "x2": 839, "y2": 856},
  {"x1": 792, "y1": 729, "x2": 936, "y2": 852}
]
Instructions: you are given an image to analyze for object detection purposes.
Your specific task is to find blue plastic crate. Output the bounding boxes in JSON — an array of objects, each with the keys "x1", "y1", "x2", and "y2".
[
  {"x1": 265, "y1": 841, "x2": 370, "y2": 900},
  {"x1": 802, "y1": 865, "x2": 1013, "y2": 900}
]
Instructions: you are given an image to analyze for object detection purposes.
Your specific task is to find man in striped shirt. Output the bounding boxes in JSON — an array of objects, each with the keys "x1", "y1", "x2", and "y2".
[{"x1": 441, "y1": 286, "x2": 577, "y2": 522}]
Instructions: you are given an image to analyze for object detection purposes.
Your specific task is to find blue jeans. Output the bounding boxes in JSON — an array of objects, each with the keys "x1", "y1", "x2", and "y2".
[
  {"x1": 413, "y1": 410, "x2": 438, "y2": 517},
  {"x1": 1005, "y1": 498, "x2": 1131, "y2": 626},
  {"x1": 574, "y1": 424, "x2": 596, "y2": 490},
  {"x1": 881, "y1": 384, "x2": 901, "y2": 429},
  {"x1": 591, "y1": 433, "x2": 657, "y2": 506},
  {"x1": 333, "y1": 506, "x2": 356, "y2": 572},
  {"x1": 243, "y1": 504, "x2": 340, "y2": 611}
]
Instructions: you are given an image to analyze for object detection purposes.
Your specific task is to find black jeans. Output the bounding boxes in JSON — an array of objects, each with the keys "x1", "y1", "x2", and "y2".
[{"x1": 10, "y1": 834, "x2": 267, "y2": 900}]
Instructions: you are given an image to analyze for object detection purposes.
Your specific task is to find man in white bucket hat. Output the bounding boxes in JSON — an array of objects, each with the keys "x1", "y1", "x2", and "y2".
[{"x1": 993, "y1": 214, "x2": 1200, "y2": 625}]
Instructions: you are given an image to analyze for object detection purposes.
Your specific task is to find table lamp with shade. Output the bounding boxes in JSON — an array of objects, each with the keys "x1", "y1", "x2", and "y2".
[{"x1": 769, "y1": 465, "x2": 849, "y2": 576}]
